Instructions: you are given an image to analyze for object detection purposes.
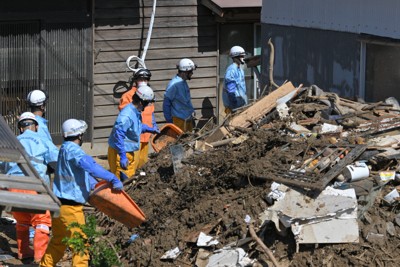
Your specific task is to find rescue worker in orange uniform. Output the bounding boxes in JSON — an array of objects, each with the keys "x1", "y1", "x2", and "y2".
[
  {"x1": 6, "y1": 112, "x2": 59, "y2": 263},
  {"x1": 118, "y1": 68, "x2": 159, "y2": 170}
]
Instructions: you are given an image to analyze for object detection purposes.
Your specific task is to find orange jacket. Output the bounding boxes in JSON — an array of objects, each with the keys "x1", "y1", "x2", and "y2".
[{"x1": 119, "y1": 87, "x2": 155, "y2": 143}]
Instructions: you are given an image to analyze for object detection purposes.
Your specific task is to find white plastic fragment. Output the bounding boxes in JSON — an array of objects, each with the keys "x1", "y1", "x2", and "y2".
[
  {"x1": 266, "y1": 182, "x2": 287, "y2": 202},
  {"x1": 244, "y1": 215, "x2": 251, "y2": 224},
  {"x1": 160, "y1": 247, "x2": 181, "y2": 260},
  {"x1": 383, "y1": 189, "x2": 399, "y2": 205},
  {"x1": 320, "y1": 123, "x2": 343, "y2": 134},
  {"x1": 197, "y1": 232, "x2": 219, "y2": 247},
  {"x1": 206, "y1": 247, "x2": 255, "y2": 267}
]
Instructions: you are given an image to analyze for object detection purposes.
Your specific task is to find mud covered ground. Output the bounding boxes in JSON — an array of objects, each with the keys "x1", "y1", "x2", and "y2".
[
  {"x1": 1, "y1": 129, "x2": 399, "y2": 266},
  {"x1": 97, "y1": 129, "x2": 400, "y2": 267}
]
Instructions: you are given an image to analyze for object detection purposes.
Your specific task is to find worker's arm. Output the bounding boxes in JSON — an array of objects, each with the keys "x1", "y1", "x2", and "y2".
[
  {"x1": 142, "y1": 124, "x2": 160, "y2": 134},
  {"x1": 225, "y1": 81, "x2": 238, "y2": 109},
  {"x1": 151, "y1": 113, "x2": 159, "y2": 131},
  {"x1": 118, "y1": 89, "x2": 133, "y2": 111},
  {"x1": 112, "y1": 126, "x2": 129, "y2": 170},
  {"x1": 43, "y1": 138, "x2": 59, "y2": 171},
  {"x1": 163, "y1": 96, "x2": 173, "y2": 123},
  {"x1": 78, "y1": 155, "x2": 123, "y2": 190}
]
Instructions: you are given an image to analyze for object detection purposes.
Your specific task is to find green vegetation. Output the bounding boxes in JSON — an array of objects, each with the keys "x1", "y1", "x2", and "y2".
[{"x1": 62, "y1": 215, "x2": 122, "y2": 267}]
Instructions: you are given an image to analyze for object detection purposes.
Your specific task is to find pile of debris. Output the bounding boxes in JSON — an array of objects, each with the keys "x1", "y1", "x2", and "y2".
[{"x1": 98, "y1": 82, "x2": 400, "y2": 266}]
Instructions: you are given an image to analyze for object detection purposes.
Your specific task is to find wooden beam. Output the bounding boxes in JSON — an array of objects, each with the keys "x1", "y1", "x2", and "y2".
[{"x1": 228, "y1": 82, "x2": 298, "y2": 129}]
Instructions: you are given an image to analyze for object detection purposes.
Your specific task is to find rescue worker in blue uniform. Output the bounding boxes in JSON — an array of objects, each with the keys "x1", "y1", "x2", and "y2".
[
  {"x1": 40, "y1": 119, "x2": 123, "y2": 267},
  {"x1": 6, "y1": 112, "x2": 58, "y2": 263},
  {"x1": 163, "y1": 58, "x2": 197, "y2": 132},
  {"x1": 26, "y1": 89, "x2": 53, "y2": 142},
  {"x1": 108, "y1": 85, "x2": 158, "y2": 181},
  {"x1": 222, "y1": 46, "x2": 248, "y2": 114},
  {"x1": 26, "y1": 89, "x2": 59, "y2": 242}
]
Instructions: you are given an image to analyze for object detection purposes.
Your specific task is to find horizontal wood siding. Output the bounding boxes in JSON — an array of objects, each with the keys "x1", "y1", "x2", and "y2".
[{"x1": 93, "y1": 0, "x2": 217, "y2": 143}]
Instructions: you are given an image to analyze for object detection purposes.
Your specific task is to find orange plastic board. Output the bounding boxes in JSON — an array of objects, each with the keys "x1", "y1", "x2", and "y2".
[{"x1": 89, "y1": 181, "x2": 145, "y2": 228}]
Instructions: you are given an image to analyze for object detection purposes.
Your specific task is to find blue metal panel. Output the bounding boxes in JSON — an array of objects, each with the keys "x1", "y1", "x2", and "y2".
[
  {"x1": 262, "y1": 0, "x2": 400, "y2": 39},
  {"x1": 260, "y1": 24, "x2": 360, "y2": 98}
]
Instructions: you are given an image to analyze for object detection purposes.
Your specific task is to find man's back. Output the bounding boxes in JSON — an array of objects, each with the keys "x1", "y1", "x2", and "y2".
[{"x1": 7, "y1": 129, "x2": 58, "y2": 185}]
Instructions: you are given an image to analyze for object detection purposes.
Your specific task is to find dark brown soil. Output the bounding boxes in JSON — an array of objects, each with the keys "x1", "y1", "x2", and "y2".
[
  {"x1": 1, "y1": 130, "x2": 399, "y2": 266},
  {"x1": 96, "y1": 129, "x2": 400, "y2": 267}
]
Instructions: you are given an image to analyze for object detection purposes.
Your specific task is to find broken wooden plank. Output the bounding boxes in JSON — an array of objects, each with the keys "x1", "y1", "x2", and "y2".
[
  {"x1": 205, "y1": 125, "x2": 230, "y2": 144},
  {"x1": 228, "y1": 82, "x2": 298, "y2": 129}
]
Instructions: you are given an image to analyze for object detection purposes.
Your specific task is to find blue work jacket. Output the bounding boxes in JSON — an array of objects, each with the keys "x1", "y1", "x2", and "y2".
[
  {"x1": 6, "y1": 129, "x2": 59, "y2": 185},
  {"x1": 53, "y1": 141, "x2": 91, "y2": 204},
  {"x1": 222, "y1": 63, "x2": 248, "y2": 110},
  {"x1": 35, "y1": 115, "x2": 53, "y2": 142},
  {"x1": 108, "y1": 103, "x2": 142, "y2": 153},
  {"x1": 163, "y1": 75, "x2": 194, "y2": 122}
]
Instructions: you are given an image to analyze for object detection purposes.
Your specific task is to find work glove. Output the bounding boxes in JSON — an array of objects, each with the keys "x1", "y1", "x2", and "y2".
[
  {"x1": 111, "y1": 177, "x2": 123, "y2": 191},
  {"x1": 153, "y1": 124, "x2": 160, "y2": 133},
  {"x1": 119, "y1": 153, "x2": 129, "y2": 170},
  {"x1": 141, "y1": 124, "x2": 160, "y2": 134}
]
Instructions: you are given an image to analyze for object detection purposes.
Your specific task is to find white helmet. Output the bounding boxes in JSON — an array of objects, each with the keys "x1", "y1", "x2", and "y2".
[
  {"x1": 18, "y1": 112, "x2": 38, "y2": 126},
  {"x1": 136, "y1": 85, "x2": 155, "y2": 102},
  {"x1": 177, "y1": 58, "x2": 197, "y2": 72},
  {"x1": 229, "y1": 46, "x2": 246, "y2": 58},
  {"x1": 27, "y1": 90, "x2": 47, "y2": 106},
  {"x1": 62, "y1": 119, "x2": 88, "y2": 138}
]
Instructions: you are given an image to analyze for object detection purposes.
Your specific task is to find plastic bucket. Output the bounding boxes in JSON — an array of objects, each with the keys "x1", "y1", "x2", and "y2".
[
  {"x1": 151, "y1": 123, "x2": 183, "y2": 152},
  {"x1": 88, "y1": 181, "x2": 145, "y2": 228},
  {"x1": 342, "y1": 162, "x2": 369, "y2": 182}
]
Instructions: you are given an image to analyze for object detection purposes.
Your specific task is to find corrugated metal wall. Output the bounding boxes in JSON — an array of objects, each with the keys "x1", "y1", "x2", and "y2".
[
  {"x1": 0, "y1": 0, "x2": 92, "y2": 144},
  {"x1": 262, "y1": 0, "x2": 400, "y2": 39},
  {"x1": 43, "y1": 23, "x2": 92, "y2": 144},
  {"x1": 0, "y1": 22, "x2": 40, "y2": 134}
]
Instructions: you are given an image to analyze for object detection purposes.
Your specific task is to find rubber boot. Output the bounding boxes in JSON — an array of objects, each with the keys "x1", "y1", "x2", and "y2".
[
  {"x1": 33, "y1": 228, "x2": 50, "y2": 263},
  {"x1": 16, "y1": 230, "x2": 34, "y2": 260}
]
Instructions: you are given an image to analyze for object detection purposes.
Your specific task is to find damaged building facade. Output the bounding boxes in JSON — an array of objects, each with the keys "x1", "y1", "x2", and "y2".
[{"x1": 261, "y1": 0, "x2": 400, "y2": 102}]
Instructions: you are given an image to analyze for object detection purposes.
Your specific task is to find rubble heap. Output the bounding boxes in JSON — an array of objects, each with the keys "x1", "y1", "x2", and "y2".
[{"x1": 98, "y1": 82, "x2": 400, "y2": 267}]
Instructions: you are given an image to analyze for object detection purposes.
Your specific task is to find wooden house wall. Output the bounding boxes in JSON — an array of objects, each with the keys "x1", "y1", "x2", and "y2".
[{"x1": 93, "y1": 0, "x2": 218, "y2": 143}]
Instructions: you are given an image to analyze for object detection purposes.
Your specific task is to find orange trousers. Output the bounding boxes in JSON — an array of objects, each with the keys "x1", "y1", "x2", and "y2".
[{"x1": 9, "y1": 189, "x2": 51, "y2": 262}]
